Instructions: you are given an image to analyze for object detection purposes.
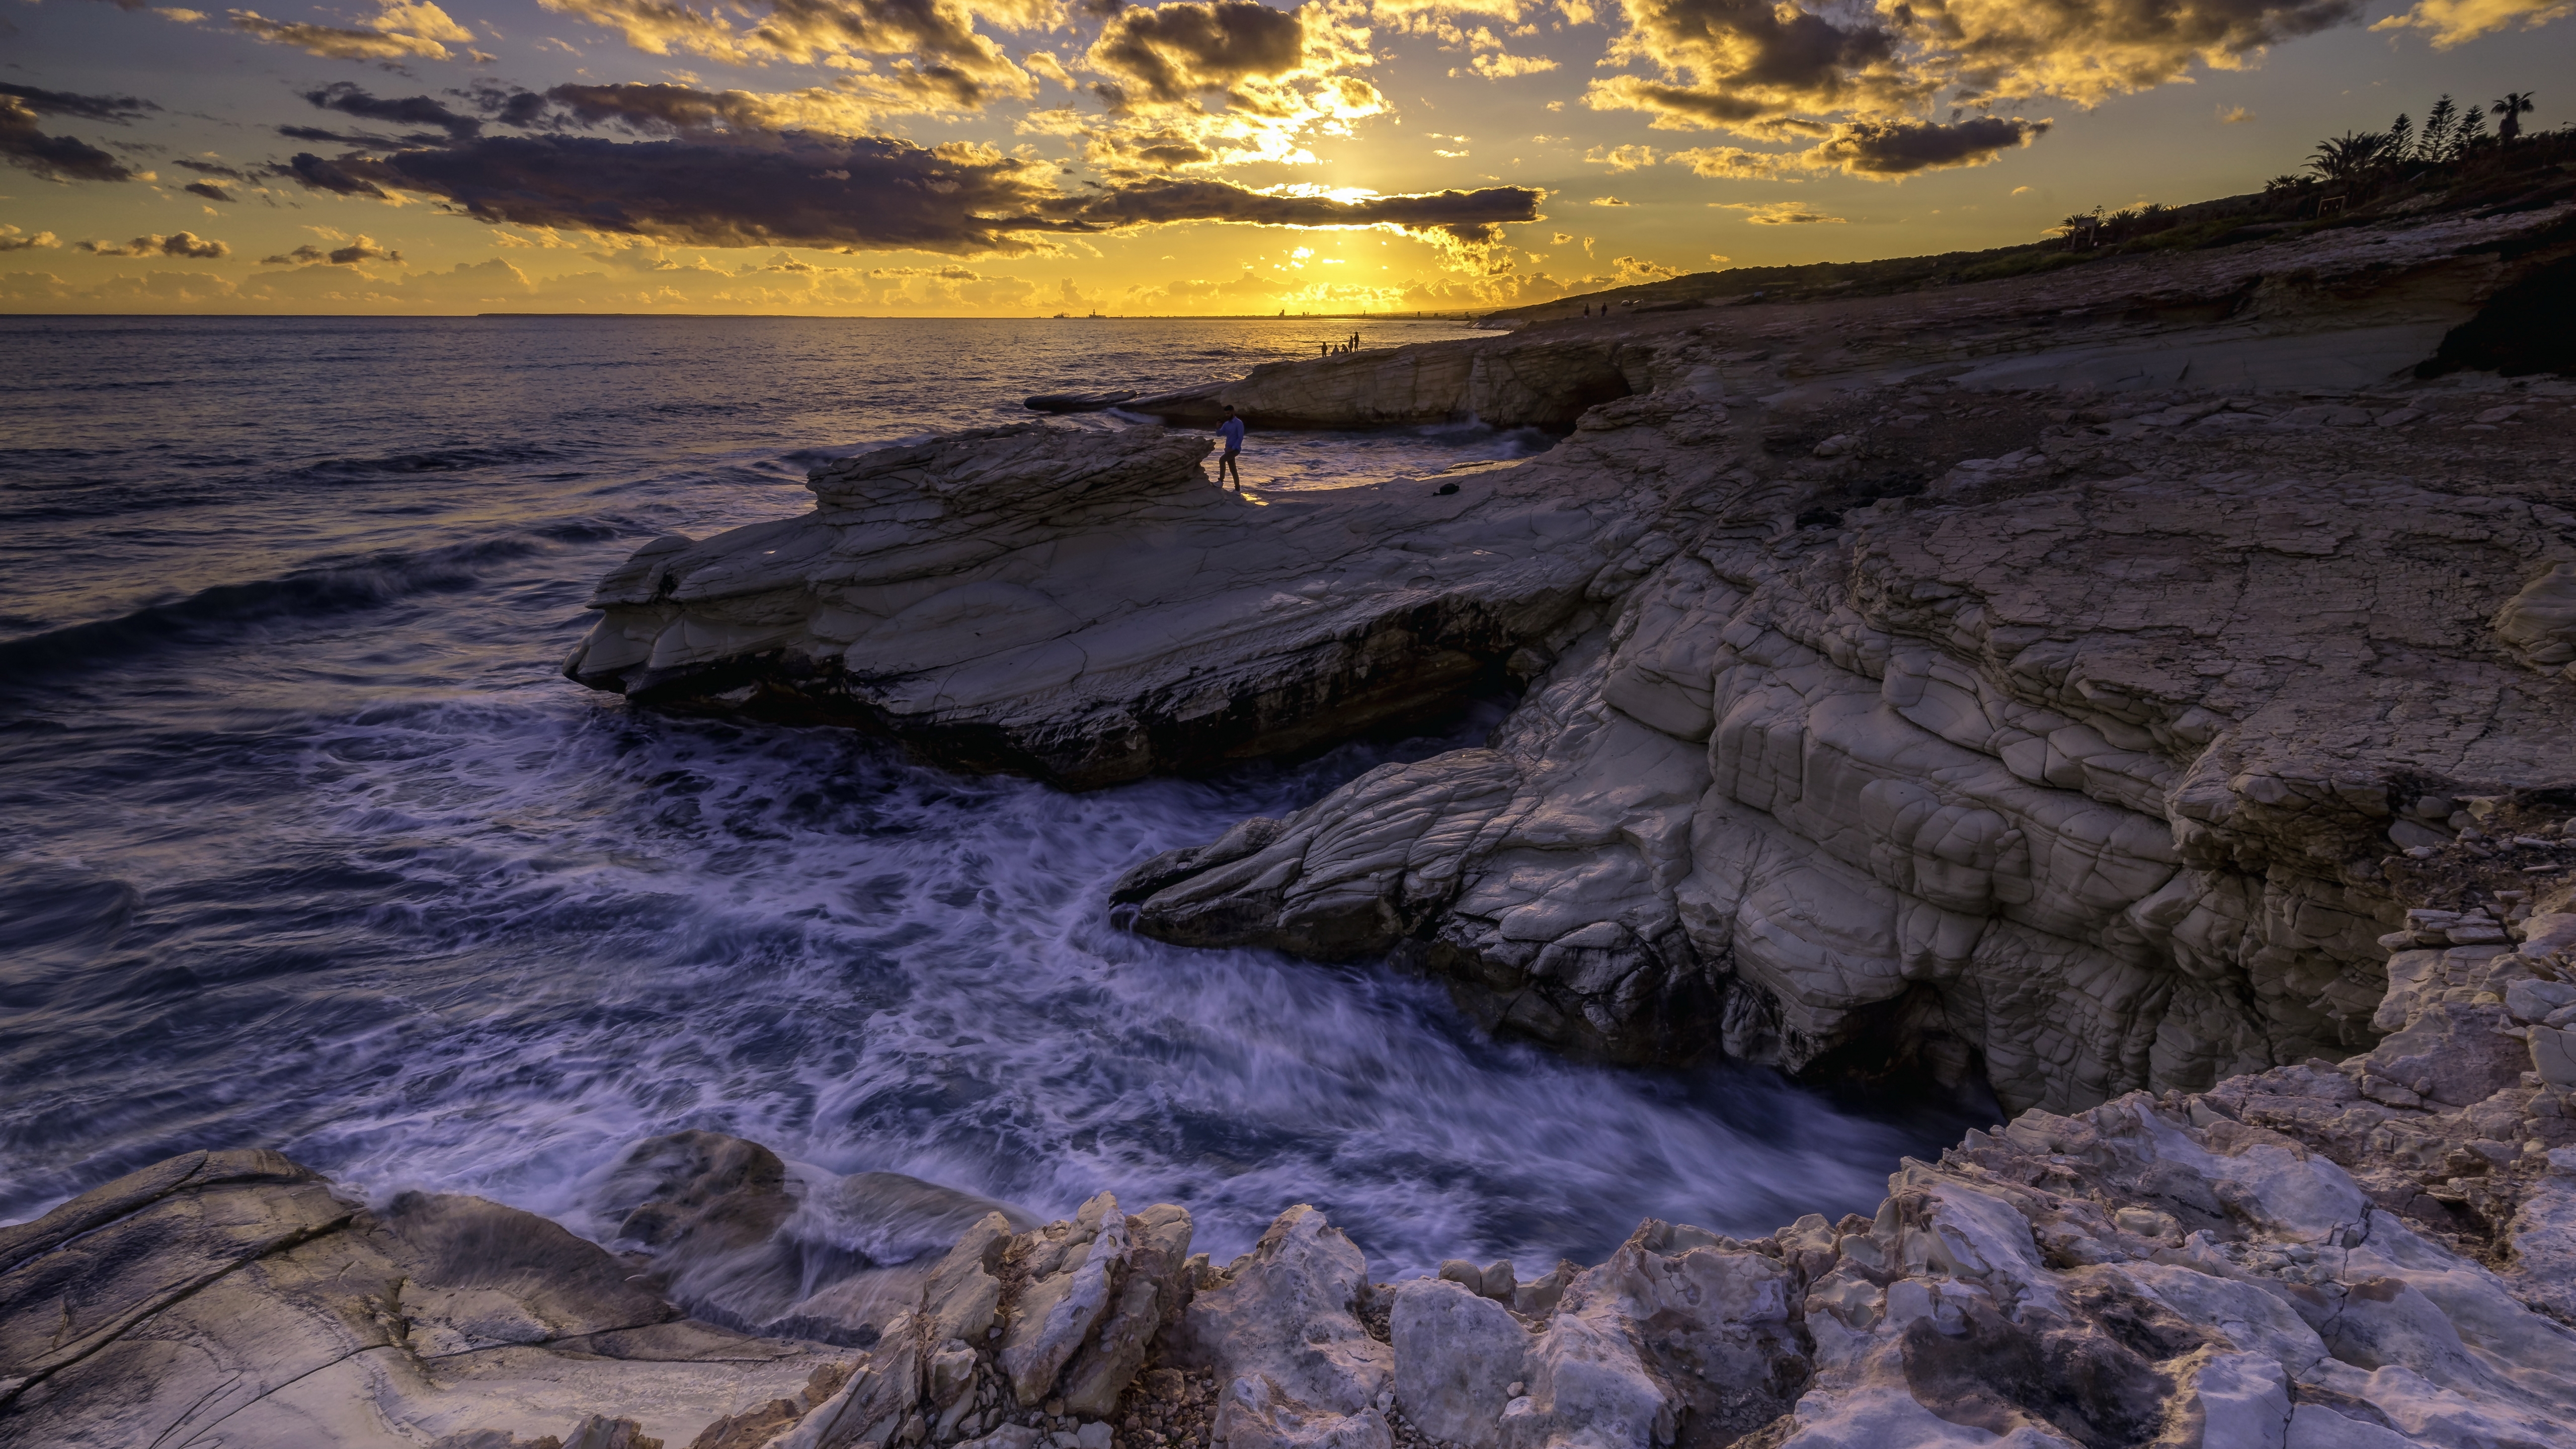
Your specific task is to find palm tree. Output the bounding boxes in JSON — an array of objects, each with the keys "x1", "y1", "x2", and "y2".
[
  {"x1": 2492, "y1": 92, "x2": 2536, "y2": 143},
  {"x1": 2308, "y1": 131, "x2": 2389, "y2": 185}
]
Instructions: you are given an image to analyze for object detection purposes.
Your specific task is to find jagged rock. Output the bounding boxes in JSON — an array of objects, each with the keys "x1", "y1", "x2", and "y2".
[
  {"x1": 1172, "y1": 1205, "x2": 1394, "y2": 1448},
  {"x1": 562, "y1": 423, "x2": 1641, "y2": 787},
  {"x1": 1388, "y1": 1279, "x2": 1524, "y2": 1443},
  {"x1": 999, "y1": 1191, "x2": 1130, "y2": 1404},
  {"x1": 1057, "y1": 1203, "x2": 1194, "y2": 1416}
]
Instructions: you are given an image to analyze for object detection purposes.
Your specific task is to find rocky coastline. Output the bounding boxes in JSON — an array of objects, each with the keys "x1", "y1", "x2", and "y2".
[{"x1": 12, "y1": 202, "x2": 2576, "y2": 1447}]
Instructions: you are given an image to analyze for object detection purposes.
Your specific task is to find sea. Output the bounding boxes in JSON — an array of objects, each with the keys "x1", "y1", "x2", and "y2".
[{"x1": 0, "y1": 314, "x2": 1954, "y2": 1276}]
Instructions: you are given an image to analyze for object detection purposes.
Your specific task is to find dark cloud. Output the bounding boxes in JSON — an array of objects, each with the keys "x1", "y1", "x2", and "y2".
[
  {"x1": 1088, "y1": 0, "x2": 1306, "y2": 107},
  {"x1": 1595, "y1": 0, "x2": 1891, "y2": 127},
  {"x1": 276, "y1": 151, "x2": 393, "y2": 197},
  {"x1": 1812, "y1": 115, "x2": 2044, "y2": 173},
  {"x1": 1050, "y1": 178, "x2": 1542, "y2": 240},
  {"x1": 2, "y1": 98, "x2": 139, "y2": 183},
  {"x1": 185, "y1": 180, "x2": 235, "y2": 201},
  {"x1": 543, "y1": 83, "x2": 801, "y2": 134},
  {"x1": 0, "y1": 82, "x2": 159, "y2": 123},
  {"x1": 77, "y1": 231, "x2": 230, "y2": 258},
  {"x1": 176, "y1": 158, "x2": 252, "y2": 180},
  {"x1": 279, "y1": 125, "x2": 430, "y2": 146},
  {"x1": 318, "y1": 133, "x2": 1079, "y2": 253},
  {"x1": 262, "y1": 240, "x2": 404, "y2": 265},
  {"x1": 1594, "y1": 0, "x2": 2368, "y2": 136},
  {"x1": 270, "y1": 107, "x2": 1538, "y2": 256},
  {"x1": 1087, "y1": 128, "x2": 1221, "y2": 174},
  {"x1": 304, "y1": 81, "x2": 483, "y2": 139},
  {"x1": 455, "y1": 83, "x2": 552, "y2": 128}
]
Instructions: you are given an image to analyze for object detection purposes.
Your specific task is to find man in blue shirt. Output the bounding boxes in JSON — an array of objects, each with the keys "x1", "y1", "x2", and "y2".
[{"x1": 1217, "y1": 407, "x2": 1246, "y2": 490}]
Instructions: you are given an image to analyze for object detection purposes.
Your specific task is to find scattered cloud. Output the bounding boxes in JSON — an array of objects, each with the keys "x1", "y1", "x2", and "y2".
[
  {"x1": 2371, "y1": 0, "x2": 2571, "y2": 47},
  {"x1": 1715, "y1": 200, "x2": 1844, "y2": 224},
  {"x1": 534, "y1": 0, "x2": 1036, "y2": 101},
  {"x1": 0, "y1": 82, "x2": 158, "y2": 124},
  {"x1": 1588, "y1": 194, "x2": 1629, "y2": 205},
  {"x1": 229, "y1": 1, "x2": 474, "y2": 60},
  {"x1": 2, "y1": 85, "x2": 151, "y2": 184},
  {"x1": 1585, "y1": 0, "x2": 2365, "y2": 163},
  {"x1": 306, "y1": 81, "x2": 485, "y2": 140},
  {"x1": 0, "y1": 225, "x2": 63, "y2": 251},
  {"x1": 1584, "y1": 142, "x2": 1658, "y2": 172},
  {"x1": 77, "y1": 230, "x2": 230, "y2": 257},
  {"x1": 1464, "y1": 50, "x2": 1558, "y2": 78},
  {"x1": 185, "y1": 181, "x2": 234, "y2": 201},
  {"x1": 262, "y1": 236, "x2": 404, "y2": 265},
  {"x1": 2217, "y1": 104, "x2": 2255, "y2": 123}
]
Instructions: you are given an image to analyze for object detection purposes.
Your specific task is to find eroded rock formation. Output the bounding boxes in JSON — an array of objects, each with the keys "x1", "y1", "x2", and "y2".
[
  {"x1": 1115, "y1": 203, "x2": 2576, "y2": 1113},
  {"x1": 561, "y1": 422, "x2": 1653, "y2": 787}
]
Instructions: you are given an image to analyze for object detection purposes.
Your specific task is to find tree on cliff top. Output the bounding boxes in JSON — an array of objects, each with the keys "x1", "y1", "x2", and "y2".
[{"x1": 2492, "y1": 93, "x2": 2537, "y2": 144}]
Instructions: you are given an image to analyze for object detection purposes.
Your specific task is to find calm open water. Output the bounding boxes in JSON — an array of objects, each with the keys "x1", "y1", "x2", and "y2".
[{"x1": 0, "y1": 314, "x2": 1945, "y2": 1275}]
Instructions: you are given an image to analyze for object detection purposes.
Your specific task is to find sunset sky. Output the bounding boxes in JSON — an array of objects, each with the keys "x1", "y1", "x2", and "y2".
[{"x1": 4, "y1": 0, "x2": 2569, "y2": 314}]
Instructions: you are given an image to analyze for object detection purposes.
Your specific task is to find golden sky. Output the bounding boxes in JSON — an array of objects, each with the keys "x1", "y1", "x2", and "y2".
[{"x1": 3, "y1": 0, "x2": 2569, "y2": 313}]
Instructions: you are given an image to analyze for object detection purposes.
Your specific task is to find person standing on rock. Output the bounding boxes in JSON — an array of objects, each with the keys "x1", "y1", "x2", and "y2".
[{"x1": 1216, "y1": 407, "x2": 1246, "y2": 490}]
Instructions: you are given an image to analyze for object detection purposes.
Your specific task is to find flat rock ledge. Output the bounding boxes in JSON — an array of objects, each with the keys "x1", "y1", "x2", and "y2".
[
  {"x1": 563, "y1": 423, "x2": 1653, "y2": 787},
  {"x1": 10, "y1": 908, "x2": 2576, "y2": 1449}
]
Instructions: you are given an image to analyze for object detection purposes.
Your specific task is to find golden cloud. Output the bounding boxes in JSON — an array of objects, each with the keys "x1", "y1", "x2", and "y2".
[
  {"x1": 2370, "y1": 0, "x2": 2571, "y2": 46},
  {"x1": 228, "y1": 1, "x2": 473, "y2": 59},
  {"x1": 1715, "y1": 200, "x2": 1842, "y2": 223}
]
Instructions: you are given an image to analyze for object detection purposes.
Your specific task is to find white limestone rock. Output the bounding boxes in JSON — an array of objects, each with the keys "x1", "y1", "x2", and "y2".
[{"x1": 565, "y1": 422, "x2": 1640, "y2": 787}]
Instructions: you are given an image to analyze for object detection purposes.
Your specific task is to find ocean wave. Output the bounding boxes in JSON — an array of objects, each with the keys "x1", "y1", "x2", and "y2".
[
  {"x1": 0, "y1": 524, "x2": 620, "y2": 677},
  {"x1": 278, "y1": 443, "x2": 567, "y2": 481}
]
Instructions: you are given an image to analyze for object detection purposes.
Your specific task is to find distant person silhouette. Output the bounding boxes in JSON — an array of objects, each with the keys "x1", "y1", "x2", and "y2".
[{"x1": 1217, "y1": 407, "x2": 1245, "y2": 490}]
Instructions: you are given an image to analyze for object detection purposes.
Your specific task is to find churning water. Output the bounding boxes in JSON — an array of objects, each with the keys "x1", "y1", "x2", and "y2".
[{"x1": 0, "y1": 315, "x2": 1948, "y2": 1272}]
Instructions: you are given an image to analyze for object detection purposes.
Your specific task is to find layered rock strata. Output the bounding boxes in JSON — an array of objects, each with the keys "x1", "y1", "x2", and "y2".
[
  {"x1": 561, "y1": 423, "x2": 1655, "y2": 787},
  {"x1": 1118, "y1": 443, "x2": 2576, "y2": 1110},
  {"x1": 11, "y1": 903, "x2": 2576, "y2": 1448},
  {"x1": 1112, "y1": 205, "x2": 2576, "y2": 1111}
]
